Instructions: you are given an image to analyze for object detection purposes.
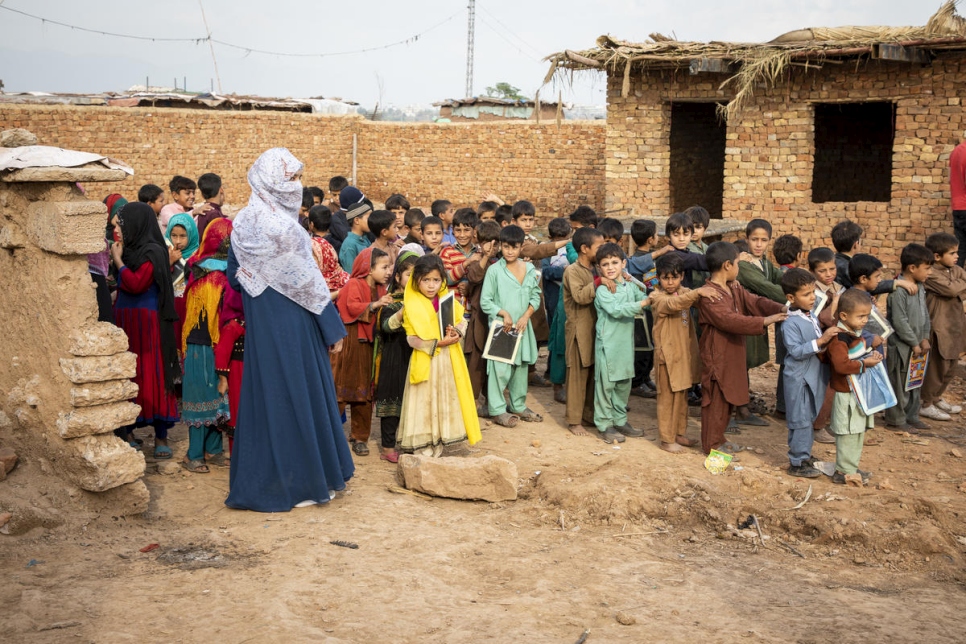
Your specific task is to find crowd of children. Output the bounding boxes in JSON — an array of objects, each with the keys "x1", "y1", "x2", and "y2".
[{"x1": 97, "y1": 169, "x2": 966, "y2": 485}]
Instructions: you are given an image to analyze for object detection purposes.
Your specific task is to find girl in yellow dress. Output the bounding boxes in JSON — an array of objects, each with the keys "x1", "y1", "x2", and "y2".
[{"x1": 398, "y1": 255, "x2": 482, "y2": 456}]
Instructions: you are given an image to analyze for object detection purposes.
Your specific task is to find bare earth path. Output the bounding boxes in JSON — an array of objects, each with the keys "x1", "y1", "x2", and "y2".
[{"x1": 2, "y1": 360, "x2": 966, "y2": 642}]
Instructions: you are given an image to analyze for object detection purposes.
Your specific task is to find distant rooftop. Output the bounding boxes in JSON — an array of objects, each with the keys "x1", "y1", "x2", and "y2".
[{"x1": 0, "y1": 89, "x2": 360, "y2": 115}]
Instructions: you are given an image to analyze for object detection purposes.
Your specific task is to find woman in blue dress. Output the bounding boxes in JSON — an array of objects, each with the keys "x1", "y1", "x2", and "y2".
[{"x1": 225, "y1": 148, "x2": 354, "y2": 512}]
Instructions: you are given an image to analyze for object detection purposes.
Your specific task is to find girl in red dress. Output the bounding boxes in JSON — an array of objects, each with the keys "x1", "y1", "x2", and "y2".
[{"x1": 111, "y1": 202, "x2": 182, "y2": 458}]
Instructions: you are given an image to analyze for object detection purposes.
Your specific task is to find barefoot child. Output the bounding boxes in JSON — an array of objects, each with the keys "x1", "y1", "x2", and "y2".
[
  {"x1": 696, "y1": 242, "x2": 787, "y2": 455},
  {"x1": 335, "y1": 248, "x2": 393, "y2": 456},
  {"x1": 563, "y1": 227, "x2": 605, "y2": 436},
  {"x1": 480, "y1": 225, "x2": 543, "y2": 426},
  {"x1": 592, "y1": 243, "x2": 649, "y2": 442},
  {"x1": 398, "y1": 255, "x2": 481, "y2": 455},
  {"x1": 650, "y1": 253, "x2": 717, "y2": 452},
  {"x1": 781, "y1": 268, "x2": 838, "y2": 478},
  {"x1": 374, "y1": 252, "x2": 420, "y2": 463},
  {"x1": 920, "y1": 233, "x2": 966, "y2": 421},
  {"x1": 827, "y1": 288, "x2": 884, "y2": 485}
]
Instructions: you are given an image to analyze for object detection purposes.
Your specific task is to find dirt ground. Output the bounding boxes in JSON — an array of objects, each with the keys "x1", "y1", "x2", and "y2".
[{"x1": 3, "y1": 353, "x2": 966, "y2": 643}]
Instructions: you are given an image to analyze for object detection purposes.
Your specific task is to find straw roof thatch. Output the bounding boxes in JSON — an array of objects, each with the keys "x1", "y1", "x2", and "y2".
[{"x1": 544, "y1": 1, "x2": 966, "y2": 120}]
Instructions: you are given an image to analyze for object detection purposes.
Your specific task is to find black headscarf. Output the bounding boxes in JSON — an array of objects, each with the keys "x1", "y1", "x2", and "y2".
[{"x1": 117, "y1": 202, "x2": 182, "y2": 392}]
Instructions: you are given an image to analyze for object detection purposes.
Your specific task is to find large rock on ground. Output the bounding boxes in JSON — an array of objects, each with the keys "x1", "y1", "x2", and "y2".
[{"x1": 398, "y1": 454, "x2": 518, "y2": 502}]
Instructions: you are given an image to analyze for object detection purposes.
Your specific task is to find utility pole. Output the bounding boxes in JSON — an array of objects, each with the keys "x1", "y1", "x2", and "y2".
[{"x1": 465, "y1": 0, "x2": 475, "y2": 98}]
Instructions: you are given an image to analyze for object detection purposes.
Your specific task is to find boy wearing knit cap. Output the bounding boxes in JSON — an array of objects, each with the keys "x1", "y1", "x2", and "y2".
[{"x1": 338, "y1": 190, "x2": 373, "y2": 272}]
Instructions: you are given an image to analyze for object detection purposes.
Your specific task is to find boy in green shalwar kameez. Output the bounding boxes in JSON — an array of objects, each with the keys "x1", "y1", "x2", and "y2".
[
  {"x1": 480, "y1": 225, "x2": 544, "y2": 426},
  {"x1": 592, "y1": 243, "x2": 650, "y2": 443}
]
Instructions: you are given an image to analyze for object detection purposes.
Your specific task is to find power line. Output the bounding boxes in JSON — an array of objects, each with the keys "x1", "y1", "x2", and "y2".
[
  {"x1": 466, "y1": 0, "x2": 476, "y2": 98},
  {"x1": 210, "y1": 11, "x2": 464, "y2": 58},
  {"x1": 478, "y1": 15, "x2": 542, "y2": 63},
  {"x1": 0, "y1": 4, "x2": 463, "y2": 59},
  {"x1": 478, "y1": 3, "x2": 544, "y2": 60},
  {"x1": 0, "y1": 4, "x2": 203, "y2": 43}
]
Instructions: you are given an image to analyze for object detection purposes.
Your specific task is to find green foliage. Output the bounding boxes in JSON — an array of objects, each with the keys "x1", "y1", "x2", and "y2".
[{"x1": 483, "y1": 82, "x2": 527, "y2": 100}]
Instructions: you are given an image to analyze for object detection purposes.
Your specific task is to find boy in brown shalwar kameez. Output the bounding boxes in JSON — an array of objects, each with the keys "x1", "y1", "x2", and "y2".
[
  {"x1": 920, "y1": 233, "x2": 966, "y2": 421},
  {"x1": 650, "y1": 253, "x2": 719, "y2": 452},
  {"x1": 562, "y1": 227, "x2": 605, "y2": 435},
  {"x1": 696, "y1": 242, "x2": 787, "y2": 454}
]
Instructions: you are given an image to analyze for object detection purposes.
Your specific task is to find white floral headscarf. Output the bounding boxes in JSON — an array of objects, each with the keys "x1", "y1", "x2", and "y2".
[{"x1": 231, "y1": 148, "x2": 331, "y2": 314}]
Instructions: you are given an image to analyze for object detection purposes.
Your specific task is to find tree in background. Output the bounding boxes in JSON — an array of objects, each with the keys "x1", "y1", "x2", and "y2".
[{"x1": 484, "y1": 82, "x2": 527, "y2": 101}]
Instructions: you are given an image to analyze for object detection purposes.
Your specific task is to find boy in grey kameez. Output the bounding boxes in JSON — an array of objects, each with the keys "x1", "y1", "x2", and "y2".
[{"x1": 885, "y1": 244, "x2": 933, "y2": 431}]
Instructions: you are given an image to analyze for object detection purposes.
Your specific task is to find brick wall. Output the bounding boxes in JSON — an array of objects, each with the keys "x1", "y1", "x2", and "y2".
[
  {"x1": 605, "y1": 55, "x2": 964, "y2": 267},
  {"x1": 0, "y1": 105, "x2": 605, "y2": 220}
]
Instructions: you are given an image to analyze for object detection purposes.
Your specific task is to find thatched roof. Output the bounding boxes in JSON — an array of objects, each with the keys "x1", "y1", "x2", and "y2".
[{"x1": 544, "y1": 1, "x2": 966, "y2": 120}]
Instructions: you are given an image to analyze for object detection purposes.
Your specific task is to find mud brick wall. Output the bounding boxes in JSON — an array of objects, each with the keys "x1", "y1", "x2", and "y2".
[
  {"x1": 0, "y1": 106, "x2": 606, "y2": 221},
  {"x1": 605, "y1": 55, "x2": 964, "y2": 268},
  {"x1": 0, "y1": 170, "x2": 149, "y2": 518}
]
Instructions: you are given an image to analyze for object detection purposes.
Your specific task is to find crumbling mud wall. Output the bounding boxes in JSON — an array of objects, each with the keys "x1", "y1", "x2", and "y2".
[{"x1": 0, "y1": 157, "x2": 149, "y2": 532}]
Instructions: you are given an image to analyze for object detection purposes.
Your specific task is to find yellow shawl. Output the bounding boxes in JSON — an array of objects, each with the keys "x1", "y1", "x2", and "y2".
[{"x1": 402, "y1": 277, "x2": 481, "y2": 445}]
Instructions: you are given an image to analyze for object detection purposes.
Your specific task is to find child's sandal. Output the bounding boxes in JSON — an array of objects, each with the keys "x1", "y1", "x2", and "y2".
[
  {"x1": 516, "y1": 408, "x2": 543, "y2": 423},
  {"x1": 491, "y1": 413, "x2": 519, "y2": 428}
]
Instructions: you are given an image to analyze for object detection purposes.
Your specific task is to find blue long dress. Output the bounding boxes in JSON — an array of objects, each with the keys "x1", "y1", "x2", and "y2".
[{"x1": 225, "y1": 247, "x2": 354, "y2": 512}]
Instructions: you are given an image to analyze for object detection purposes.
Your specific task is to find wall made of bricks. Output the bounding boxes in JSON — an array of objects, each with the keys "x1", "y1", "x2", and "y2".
[
  {"x1": 606, "y1": 55, "x2": 964, "y2": 268},
  {"x1": 0, "y1": 106, "x2": 606, "y2": 220}
]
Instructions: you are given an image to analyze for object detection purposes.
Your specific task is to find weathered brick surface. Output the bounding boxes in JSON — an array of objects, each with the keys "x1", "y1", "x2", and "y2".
[
  {"x1": 605, "y1": 56, "x2": 963, "y2": 267},
  {"x1": 0, "y1": 106, "x2": 606, "y2": 219}
]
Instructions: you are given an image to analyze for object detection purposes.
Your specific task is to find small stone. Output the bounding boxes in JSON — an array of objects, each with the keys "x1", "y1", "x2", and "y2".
[
  {"x1": 853, "y1": 557, "x2": 867, "y2": 565},
  {"x1": 951, "y1": 449, "x2": 964, "y2": 458},
  {"x1": 753, "y1": 448, "x2": 764, "y2": 455},
  {"x1": 615, "y1": 611, "x2": 637, "y2": 625},
  {"x1": 0, "y1": 447, "x2": 17, "y2": 476},
  {"x1": 156, "y1": 461, "x2": 180, "y2": 475},
  {"x1": 531, "y1": 439, "x2": 541, "y2": 448},
  {"x1": 0, "y1": 512, "x2": 11, "y2": 528},
  {"x1": 0, "y1": 128, "x2": 38, "y2": 147},
  {"x1": 844, "y1": 473, "x2": 864, "y2": 487},
  {"x1": 876, "y1": 479, "x2": 894, "y2": 491}
]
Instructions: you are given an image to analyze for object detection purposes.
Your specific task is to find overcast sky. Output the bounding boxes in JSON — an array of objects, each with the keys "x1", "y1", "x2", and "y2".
[{"x1": 0, "y1": 0, "x2": 940, "y2": 107}]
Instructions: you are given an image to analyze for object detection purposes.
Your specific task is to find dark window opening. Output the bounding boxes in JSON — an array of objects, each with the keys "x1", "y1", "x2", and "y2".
[
  {"x1": 812, "y1": 102, "x2": 895, "y2": 203},
  {"x1": 669, "y1": 102, "x2": 726, "y2": 219}
]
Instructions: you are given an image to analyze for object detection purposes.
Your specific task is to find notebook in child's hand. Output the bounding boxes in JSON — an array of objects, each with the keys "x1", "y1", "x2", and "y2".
[
  {"x1": 812, "y1": 288, "x2": 829, "y2": 317},
  {"x1": 905, "y1": 350, "x2": 929, "y2": 391},
  {"x1": 482, "y1": 320, "x2": 523, "y2": 364},
  {"x1": 438, "y1": 292, "x2": 455, "y2": 338},
  {"x1": 868, "y1": 307, "x2": 894, "y2": 341}
]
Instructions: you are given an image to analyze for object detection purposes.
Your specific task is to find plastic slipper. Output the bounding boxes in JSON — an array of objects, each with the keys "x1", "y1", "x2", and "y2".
[
  {"x1": 181, "y1": 459, "x2": 210, "y2": 474},
  {"x1": 516, "y1": 408, "x2": 544, "y2": 423},
  {"x1": 491, "y1": 413, "x2": 519, "y2": 428},
  {"x1": 206, "y1": 452, "x2": 229, "y2": 467},
  {"x1": 352, "y1": 441, "x2": 370, "y2": 456},
  {"x1": 736, "y1": 413, "x2": 769, "y2": 427},
  {"x1": 153, "y1": 445, "x2": 173, "y2": 460}
]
